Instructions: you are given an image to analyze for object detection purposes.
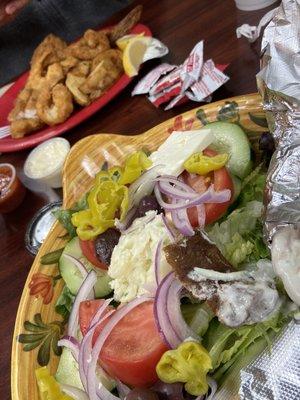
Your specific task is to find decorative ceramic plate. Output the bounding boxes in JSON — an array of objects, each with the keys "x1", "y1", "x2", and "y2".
[
  {"x1": 11, "y1": 93, "x2": 268, "y2": 400},
  {"x1": 0, "y1": 23, "x2": 151, "y2": 153}
]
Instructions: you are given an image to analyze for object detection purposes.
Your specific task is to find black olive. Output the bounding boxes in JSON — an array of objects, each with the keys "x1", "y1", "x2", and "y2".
[
  {"x1": 125, "y1": 388, "x2": 159, "y2": 400},
  {"x1": 94, "y1": 228, "x2": 121, "y2": 265},
  {"x1": 134, "y1": 195, "x2": 163, "y2": 219}
]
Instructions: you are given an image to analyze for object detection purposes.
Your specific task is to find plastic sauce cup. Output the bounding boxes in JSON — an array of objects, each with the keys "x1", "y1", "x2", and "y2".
[
  {"x1": 0, "y1": 163, "x2": 26, "y2": 213},
  {"x1": 24, "y1": 138, "x2": 70, "y2": 188}
]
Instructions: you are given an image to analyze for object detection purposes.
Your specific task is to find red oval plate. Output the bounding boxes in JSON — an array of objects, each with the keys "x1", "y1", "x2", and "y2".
[{"x1": 0, "y1": 23, "x2": 151, "y2": 153}]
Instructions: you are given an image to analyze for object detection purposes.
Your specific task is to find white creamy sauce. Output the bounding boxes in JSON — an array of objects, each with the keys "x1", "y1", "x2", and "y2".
[
  {"x1": 108, "y1": 211, "x2": 172, "y2": 303},
  {"x1": 25, "y1": 139, "x2": 70, "y2": 178},
  {"x1": 272, "y1": 226, "x2": 300, "y2": 306},
  {"x1": 217, "y1": 281, "x2": 279, "y2": 327}
]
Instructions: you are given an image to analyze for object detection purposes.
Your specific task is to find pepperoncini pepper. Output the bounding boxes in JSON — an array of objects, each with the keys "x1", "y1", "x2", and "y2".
[
  {"x1": 35, "y1": 367, "x2": 73, "y2": 400},
  {"x1": 71, "y1": 151, "x2": 151, "y2": 240},
  {"x1": 184, "y1": 152, "x2": 228, "y2": 175},
  {"x1": 156, "y1": 341, "x2": 212, "y2": 396}
]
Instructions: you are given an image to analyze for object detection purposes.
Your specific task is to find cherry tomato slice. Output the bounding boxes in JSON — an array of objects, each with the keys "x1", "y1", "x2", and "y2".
[{"x1": 79, "y1": 239, "x2": 108, "y2": 270}]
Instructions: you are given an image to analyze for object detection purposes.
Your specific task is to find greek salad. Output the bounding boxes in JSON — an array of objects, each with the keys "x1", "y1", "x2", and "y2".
[{"x1": 36, "y1": 122, "x2": 296, "y2": 400}]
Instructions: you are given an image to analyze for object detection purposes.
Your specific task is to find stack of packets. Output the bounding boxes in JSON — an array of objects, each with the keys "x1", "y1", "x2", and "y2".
[{"x1": 132, "y1": 41, "x2": 229, "y2": 110}]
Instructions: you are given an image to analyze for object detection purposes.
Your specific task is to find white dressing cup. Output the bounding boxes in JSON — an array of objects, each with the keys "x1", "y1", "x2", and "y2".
[{"x1": 24, "y1": 137, "x2": 70, "y2": 188}]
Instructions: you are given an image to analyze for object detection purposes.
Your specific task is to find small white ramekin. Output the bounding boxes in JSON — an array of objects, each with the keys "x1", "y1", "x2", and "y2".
[{"x1": 24, "y1": 137, "x2": 70, "y2": 188}]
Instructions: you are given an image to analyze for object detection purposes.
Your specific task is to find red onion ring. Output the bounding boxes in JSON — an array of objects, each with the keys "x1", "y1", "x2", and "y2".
[
  {"x1": 154, "y1": 183, "x2": 231, "y2": 211},
  {"x1": 79, "y1": 300, "x2": 114, "y2": 390},
  {"x1": 154, "y1": 239, "x2": 163, "y2": 286},
  {"x1": 86, "y1": 296, "x2": 152, "y2": 400},
  {"x1": 116, "y1": 380, "x2": 130, "y2": 400},
  {"x1": 63, "y1": 253, "x2": 88, "y2": 278},
  {"x1": 196, "y1": 204, "x2": 206, "y2": 228},
  {"x1": 171, "y1": 198, "x2": 194, "y2": 237},
  {"x1": 68, "y1": 270, "x2": 97, "y2": 338},
  {"x1": 58, "y1": 335, "x2": 80, "y2": 362},
  {"x1": 60, "y1": 383, "x2": 89, "y2": 400},
  {"x1": 154, "y1": 272, "x2": 181, "y2": 349},
  {"x1": 154, "y1": 272, "x2": 199, "y2": 348},
  {"x1": 161, "y1": 214, "x2": 176, "y2": 242}
]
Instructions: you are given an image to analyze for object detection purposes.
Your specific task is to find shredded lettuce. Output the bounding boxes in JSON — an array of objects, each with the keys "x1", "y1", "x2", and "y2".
[
  {"x1": 238, "y1": 164, "x2": 266, "y2": 207},
  {"x1": 53, "y1": 195, "x2": 88, "y2": 239},
  {"x1": 207, "y1": 201, "x2": 269, "y2": 267},
  {"x1": 181, "y1": 303, "x2": 214, "y2": 337},
  {"x1": 55, "y1": 285, "x2": 75, "y2": 320},
  {"x1": 203, "y1": 311, "x2": 288, "y2": 381}
]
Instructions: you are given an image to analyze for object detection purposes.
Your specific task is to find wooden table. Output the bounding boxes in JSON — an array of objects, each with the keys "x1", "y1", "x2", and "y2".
[{"x1": 0, "y1": 0, "x2": 277, "y2": 397}]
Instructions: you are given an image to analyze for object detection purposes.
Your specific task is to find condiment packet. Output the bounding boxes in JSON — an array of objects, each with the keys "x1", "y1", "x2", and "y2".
[
  {"x1": 133, "y1": 40, "x2": 229, "y2": 110},
  {"x1": 131, "y1": 63, "x2": 176, "y2": 95},
  {"x1": 142, "y1": 38, "x2": 169, "y2": 62},
  {"x1": 180, "y1": 40, "x2": 204, "y2": 93},
  {"x1": 187, "y1": 60, "x2": 229, "y2": 102}
]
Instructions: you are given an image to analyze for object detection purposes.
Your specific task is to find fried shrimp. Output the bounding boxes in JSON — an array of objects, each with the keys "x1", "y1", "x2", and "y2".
[
  {"x1": 36, "y1": 84, "x2": 74, "y2": 126},
  {"x1": 8, "y1": 89, "x2": 44, "y2": 138},
  {"x1": 68, "y1": 30, "x2": 111, "y2": 61},
  {"x1": 80, "y1": 49, "x2": 123, "y2": 99}
]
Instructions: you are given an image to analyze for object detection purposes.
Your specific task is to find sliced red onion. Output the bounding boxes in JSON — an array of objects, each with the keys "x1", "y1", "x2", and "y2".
[
  {"x1": 115, "y1": 206, "x2": 137, "y2": 232},
  {"x1": 155, "y1": 273, "x2": 199, "y2": 349},
  {"x1": 196, "y1": 204, "x2": 206, "y2": 228},
  {"x1": 167, "y1": 278, "x2": 198, "y2": 342},
  {"x1": 63, "y1": 253, "x2": 88, "y2": 278},
  {"x1": 161, "y1": 214, "x2": 176, "y2": 242},
  {"x1": 86, "y1": 296, "x2": 152, "y2": 400},
  {"x1": 58, "y1": 335, "x2": 80, "y2": 362},
  {"x1": 154, "y1": 239, "x2": 163, "y2": 286},
  {"x1": 128, "y1": 165, "x2": 163, "y2": 209},
  {"x1": 79, "y1": 300, "x2": 114, "y2": 389},
  {"x1": 154, "y1": 272, "x2": 181, "y2": 349},
  {"x1": 203, "y1": 378, "x2": 217, "y2": 400},
  {"x1": 116, "y1": 380, "x2": 130, "y2": 400},
  {"x1": 157, "y1": 181, "x2": 198, "y2": 200},
  {"x1": 60, "y1": 383, "x2": 89, "y2": 400},
  {"x1": 155, "y1": 183, "x2": 231, "y2": 211},
  {"x1": 171, "y1": 198, "x2": 194, "y2": 237},
  {"x1": 68, "y1": 270, "x2": 97, "y2": 338}
]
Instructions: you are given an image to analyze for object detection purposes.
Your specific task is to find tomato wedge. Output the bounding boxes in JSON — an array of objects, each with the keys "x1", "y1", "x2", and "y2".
[
  {"x1": 79, "y1": 299, "x2": 114, "y2": 337},
  {"x1": 79, "y1": 300, "x2": 168, "y2": 387},
  {"x1": 183, "y1": 148, "x2": 233, "y2": 226},
  {"x1": 79, "y1": 239, "x2": 108, "y2": 270}
]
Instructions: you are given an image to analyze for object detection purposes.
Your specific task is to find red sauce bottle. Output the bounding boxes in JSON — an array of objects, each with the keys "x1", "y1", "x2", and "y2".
[{"x1": 0, "y1": 163, "x2": 26, "y2": 213}]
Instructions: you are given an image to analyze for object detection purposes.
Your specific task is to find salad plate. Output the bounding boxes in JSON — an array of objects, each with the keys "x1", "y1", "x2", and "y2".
[{"x1": 12, "y1": 92, "x2": 271, "y2": 400}]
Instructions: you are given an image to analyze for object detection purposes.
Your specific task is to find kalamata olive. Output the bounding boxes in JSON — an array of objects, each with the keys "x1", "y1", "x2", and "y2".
[
  {"x1": 94, "y1": 228, "x2": 121, "y2": 265},
  {"x1": 152, "y1": 382, "x2": 184, "y2": 400},
  {"x1": 125, "y1": 388, "x2": 159, "y2": 400},
  {"x1": 259, "y1": 132, "x2": 275, "y2": 160},
  {"x1": 134, "y1": 195, "x2": 163, "y2": 219}
]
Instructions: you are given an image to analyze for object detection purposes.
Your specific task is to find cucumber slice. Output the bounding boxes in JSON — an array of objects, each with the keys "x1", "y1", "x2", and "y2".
[
  {"x1": 201, "y1": 122, "x2": 252, "y2": 179},
  {"x1": 55, "y1": 348, "x2": 84, "y2": 390},
  {"x1": 59, "y1": 237, "x2": 112, "y2": 297},
  {"x1": 56, "y1": 348, "x2": 116, "y2": 391}
]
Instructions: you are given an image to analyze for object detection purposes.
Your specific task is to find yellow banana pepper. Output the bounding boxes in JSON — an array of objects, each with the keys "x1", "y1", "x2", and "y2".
[
  {"x1": 72, "y1": 151, "x2": 150, "y2": 240},
  {"x1": 156, "y1": 341, "x2": 212, "y2": 396},
  {"x1": 118, "y1": 151, "x2": 152, "y2": 185},
  {"x1": 184, "y1": 152, "x2": 228, "y2": 175},
  {"x1": 35, "y1": 367, "x2": 73, "y2": 400}
]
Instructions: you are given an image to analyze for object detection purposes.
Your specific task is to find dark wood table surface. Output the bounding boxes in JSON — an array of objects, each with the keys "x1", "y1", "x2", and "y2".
[{"x1": 0, "y1": 0, "x2": 277, "y2": 397}]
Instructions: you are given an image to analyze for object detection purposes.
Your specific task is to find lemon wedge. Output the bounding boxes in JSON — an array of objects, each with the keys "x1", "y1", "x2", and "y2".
[
  {"x1": 116, "y1": 33, "x2": 144, "y2": 51},
  {"x1": 122, "y1": 36, "x2": 151, "y2": 77}
]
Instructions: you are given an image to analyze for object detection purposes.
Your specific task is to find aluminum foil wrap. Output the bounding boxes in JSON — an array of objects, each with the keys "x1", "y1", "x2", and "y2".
[
  {"x1": 256, "y1": 0, "x2": 300, "y2": 243},
  {"x1": 236, "y1": 0, "x2": 300, "y2": 398}
]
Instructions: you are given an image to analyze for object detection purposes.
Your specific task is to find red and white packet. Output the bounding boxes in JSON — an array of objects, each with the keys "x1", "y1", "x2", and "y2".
[
  {"x1": 132, "y1": 40, "x2": 229, "y2": 110},
  {"x1": 131, "y1": 63, "x2": 176, "y2": 95},
  {"x1": 180, "y1": 40, "x2": 204, "y2": 93}
]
